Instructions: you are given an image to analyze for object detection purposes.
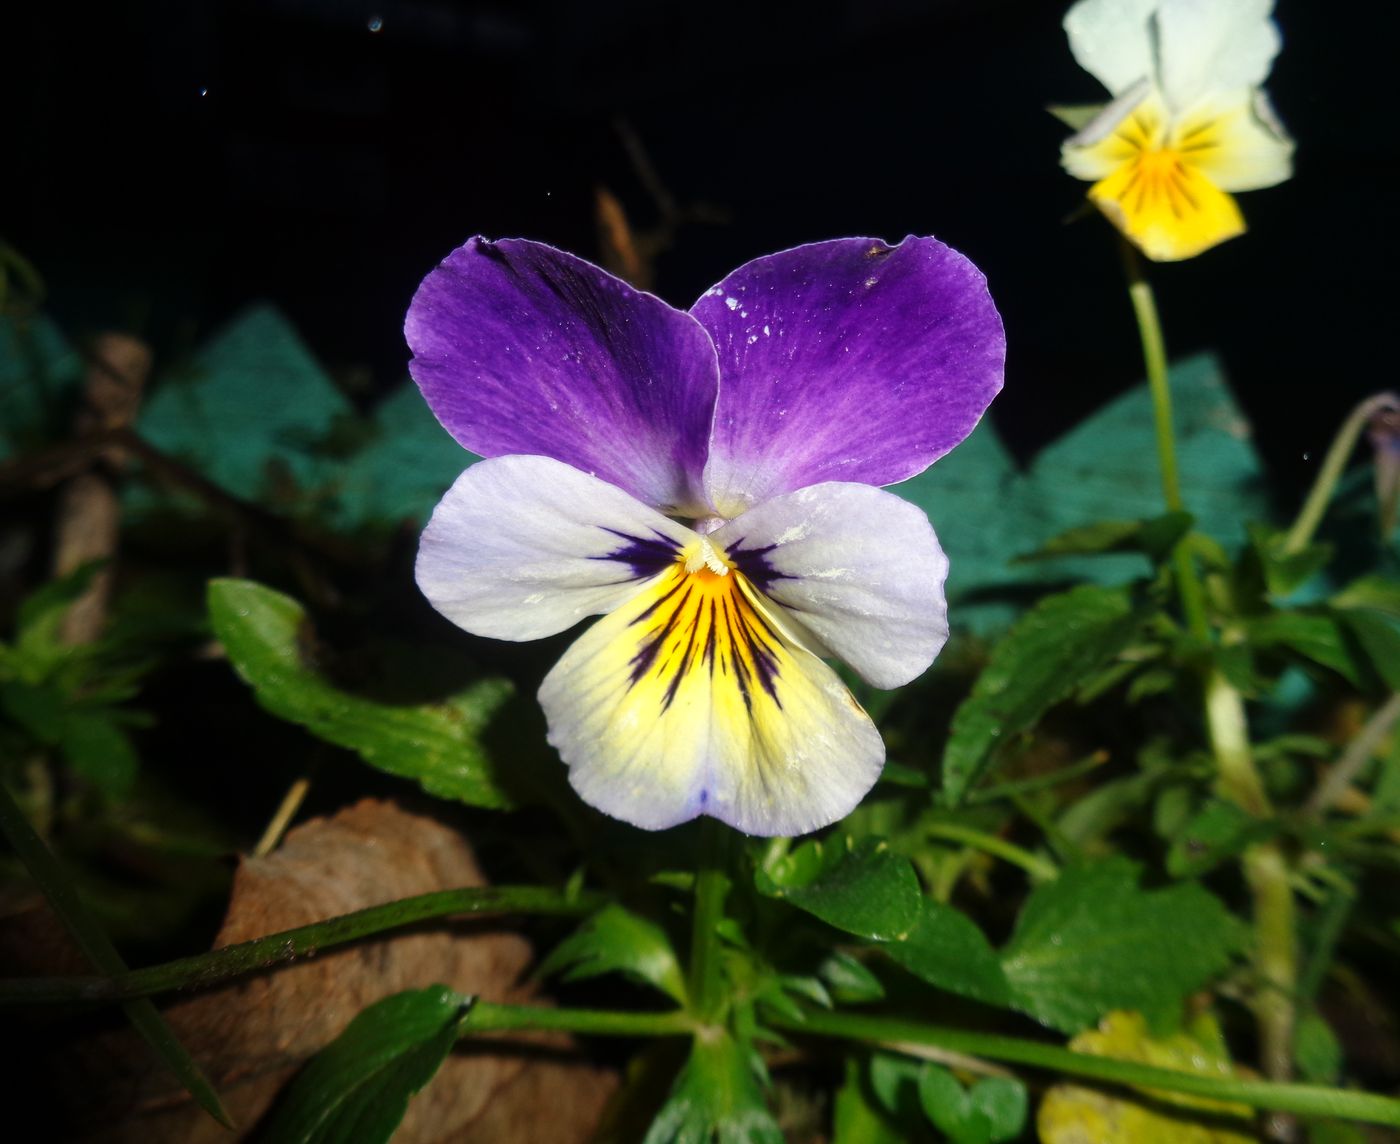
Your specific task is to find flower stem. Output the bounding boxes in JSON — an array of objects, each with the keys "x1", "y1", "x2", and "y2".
[
  {"x1": 688, "y1": 818, "x2": 732, "y2": 1022},
  {"x1": 1119, "y1": 240, "x2": 1210, "y2": 639},
  {"x1": 923, "y1": 822, "x2": 1058, "y2": 882},
  {"x1": 1205, "y1": 668, "x2": 1271, "y2": 818},
  {"x1": 1305, "y1": 691, "x2": 1400, "y2": 819},
  {"x1": 1283, "y1": 392, "x2": 1400, "y2": 555},
  {"x1": 767, "y1": 1009, "x2": 1400, "y2": 1127},
  {"x1": 1121, "y1": 240, "x2": 1183, "y2": 514},
  {"x1": 0, "y1": 885, "x2": 604, "y2": 1006}
]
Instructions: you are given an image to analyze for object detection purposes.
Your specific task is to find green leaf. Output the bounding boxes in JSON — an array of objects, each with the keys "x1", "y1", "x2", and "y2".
[
  {"x1": 1046, "y1": 103, "x2": 1104, "y2": 130},
  {"x1": 1166, "y1": 799, "x2": 1270, "y2": 879},
  {"x1": 537, "y1": 904, "x2": 686, "y2": 1004},
  {"x1": 261, "y1": 986, "x2": 467, "y2": 1144},
  {"x1": 207, "y1": 579, "x2": 514, "y2": 808},
  {"x1": 942, "y1": 585, "x2": 1146, "y2": 804},
  {"x1": 1335, "y1": 608, "x2": 1400, "y2": 691},
  {"x1": 1241, "y1": 611, "x2": 1366, "y2": 686},
  {"x1": 832, "y1": 1056, "x2": 905, "y2": 1143},
  {"x1": 883, "y1": 898, "x2": 1011, "y2": 1008},
  {"x1": 999, "y1": 858, "x2": 1240, "y2": 1034},
  {"x1": 918, "y1": 1064, "x2": 1027, "y2": 1144},
  {"x1": 818, "y1": 951, "x2": 886, "y2": 1004},
  {"x1": 756, "y1": 837, "x2": 921, "y2": 941},
  {"x1": 1244, "y1": 524, "x2": 1333, "y2": 599},
  {"x1": 1295, "y1": 1009, "x2": 1343, "y2": 1085},
  {"x1": 643, "y1": 1032, "x2": 783, "y2": 1144},
  {"x1": 59, "y1": 712, "x2": 139, "y2": 797},
  {"x1": 1331, "y1": 575, "x2": 1400, "y2": 618},
  {"x1": 1016, "y1": 513, "x2": 1192, "y2": 566}
]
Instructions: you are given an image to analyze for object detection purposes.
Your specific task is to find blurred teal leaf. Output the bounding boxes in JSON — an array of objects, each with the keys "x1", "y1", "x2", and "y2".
[
  {"x1": 537, "y1": 904, "x2": 686, "y2": 1004},
  {"x1": 882, "y1": 898, "x2": 1011, "y2": 1008},
  {"x1": 207, "y1": 578, "x2": 514, "y2": 809},
  {"x1": 999, "y1": 858, "x2": 1240, "y2": 1034},
  {"x1": 918, "y1": 1064, "x2": 1027, "y2": 1144},
  {"x1": 895, "y1": 353, "x2": 1270, "y2": 632},
  {"x1": 643, "y1": 1031, "x2": 782, "y2": 1144},
  {"x1": 261, "y1": 986, "x2": 467, "y2": 1144},
  {"x1": 1331, "y1": 575, "x2": 1400, "y2": 618},
  {"x1": 942, "y1": 584, "x2": 1147, "y2": 805},
  {"x1": 0, "y1": 312, "x2": 82, "y2": 459},
  {"x1": 136, "y1": 306, "x2": 352, "y2": 515},
  {"x1": 756, "y1": 837, "x2": 920, "y2": 941},
  {"x1": 1244, "y1": 524, "x2": 1333, "y2": 600}
]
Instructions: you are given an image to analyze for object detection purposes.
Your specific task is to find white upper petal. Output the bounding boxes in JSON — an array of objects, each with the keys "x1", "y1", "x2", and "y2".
[
  {"x1": 1064, "y1": 0, "x2": 1159, "y2": 96},
  {"x1": 415, "y1": 454, "x2": 694, "y2": 641},
  {"x1": 712, "y1": 482, "x2": 949, "y2": 690},
  {"x1": 1156, "y1": 0, "x2": 1282, "y2": 112}
]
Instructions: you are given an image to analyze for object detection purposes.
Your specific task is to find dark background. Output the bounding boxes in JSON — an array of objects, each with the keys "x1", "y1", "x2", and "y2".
[{"x1": 9, "y1": 0, "x2": 1394, "y2": 503}]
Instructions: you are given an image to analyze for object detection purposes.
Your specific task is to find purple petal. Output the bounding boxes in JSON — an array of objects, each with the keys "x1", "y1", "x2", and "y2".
[
  {"x1": 407, "y1": 237, "x2": 719, "y2": 516},
  {"x1": 691, "y1": 236, "x2": 1005, "y2": 516}
]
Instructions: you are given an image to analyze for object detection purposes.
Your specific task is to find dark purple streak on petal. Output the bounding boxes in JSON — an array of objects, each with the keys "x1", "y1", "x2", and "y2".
[
  {"x1": 407, "y1": 237, "x2": 720, "y2": 515},
  {"x1": 691, "y1": 236, "x2": 1005, "y2": 515}
]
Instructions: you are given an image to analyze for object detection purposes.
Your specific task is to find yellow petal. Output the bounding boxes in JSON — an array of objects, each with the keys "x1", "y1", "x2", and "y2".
[
  {"x1": 1171, "y1": 93, "x2": 1294, "y2": 193},
  {"x1": 539, "y1": 537, "x2": 883, "y2": 836},
  {"x1": 1088, "y1": 151, "x2": 1245, "y2": 261}
]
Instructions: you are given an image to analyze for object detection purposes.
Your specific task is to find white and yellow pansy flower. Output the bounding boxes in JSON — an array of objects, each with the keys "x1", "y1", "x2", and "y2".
[{"x1": 1059, "y1": 0, "x2": 1295, "y2": 261}]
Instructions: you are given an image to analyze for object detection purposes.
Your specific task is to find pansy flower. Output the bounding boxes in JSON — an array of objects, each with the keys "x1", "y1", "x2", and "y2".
[
  {"x1": 1059, "y1": 0, "x2": 1294, "y2": 261},
  {"x1": 408, "y1": 236, "x2": 1003, "y2": 836}
]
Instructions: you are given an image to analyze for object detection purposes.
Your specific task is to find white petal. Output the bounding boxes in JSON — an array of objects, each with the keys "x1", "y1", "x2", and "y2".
[
  {"x1": 539, "y1": 545, "x2": 884, "y2": 836},
  {"x1": 711, "y1": 483, "x2": 948, "y2": 690},
  {"x1": 1177, "y1": 90, "x2": 1294, "y2": 192},
  {"x1": 415, "y1": 454, "x2": 694, "y2": 641},
  {"x1": 1156, "y1": 0, "x2": 1282, "y2": 113},
  {"x1": 1063, "y1": 0, "x2": 1158, "y2": 97}
]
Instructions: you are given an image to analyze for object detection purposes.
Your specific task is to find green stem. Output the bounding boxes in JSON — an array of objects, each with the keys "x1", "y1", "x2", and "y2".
[
  {"x1": 923, "y1": 822, "x2": 1059, "y2": 882},
  {"x1": 1121, "y1": 240, "x2": 1182, "y2": 513},
  {"x1": 0, "y1": 780, "x2": 231, "y2": 1126},
  {"x1": 1304, "y1": 691, "x2": 1400, "y2": 819},
  {"x1": 1119, "y1": 240, "x2": 1211, "y2": 640},
  {"x1": 1247, "y1": 842, "x2": 1299, "y2": 1085},
  {"x1": 1283, "y1": 392, "x2": 1400, "y2": 555},
  {"x1": 688, "y1": 819, "x2": 732, "y2": 1022},
  {"x1": 768, "y1": 1009, "x2": 1400, "y2": 1127},
  {"x1": 0, "y1": 885, "x2": 603, "y2": 1006},
  {"x1": 460, "y1": 1001, "x2": 693, "y2": 1040}
]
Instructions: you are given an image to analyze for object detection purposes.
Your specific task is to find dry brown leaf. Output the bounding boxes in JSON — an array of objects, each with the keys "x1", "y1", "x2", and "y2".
[{"x1": 16, "y1": 798, "x2": 615, "y2": 1142}]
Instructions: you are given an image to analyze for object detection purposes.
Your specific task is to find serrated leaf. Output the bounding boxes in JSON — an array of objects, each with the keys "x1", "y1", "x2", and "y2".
[
  {"x1": 942, "y1": 585, "x2": 1146, "y2": 804},
  {"x1": 818, "y1": 950, "x2": 886, "y2": 1004},
  {"x1": 207, "y1": 579, "x2": 514, "y2": 808},
  {"x1": 1000, "y1": 859, "x2": 1239, "y2": 1034},
  {"x1": 1242, "y1": 611, "x2": 1365, "y2": 686},
  {"x1": 883, "y1": 898, "x2": 1011, "y2": 1008},
  {"x1": 756, "y1": 837, "x2": 920, "y2": 941},
  {"x1": 261, "y1": 986, "x2": 467, "y2": 1144},
  {"x1": 537, "y1": 904, "x2": 686, "y2": 1004},
  {"x1": 918, "y1": 1064, "x2": 1027, "y2": 1144},
  {"x1": 1167, "y1": 799, "x2": 1271, "y2": 878},
  {"x1": 643, "y1": 1031, "x2": 783, "y2": 1144}
]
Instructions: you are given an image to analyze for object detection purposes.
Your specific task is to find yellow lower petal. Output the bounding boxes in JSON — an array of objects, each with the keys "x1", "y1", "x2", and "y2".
[
  {"x1": 1089, "y1": 152, "x2": 1245, "y2": 262},
  {"x1": 539, "y1": 537, "x2": 883, "y2": 836}
]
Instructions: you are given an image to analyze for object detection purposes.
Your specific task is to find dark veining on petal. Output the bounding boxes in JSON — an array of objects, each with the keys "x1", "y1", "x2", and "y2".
[
  {"x1": 594, "y1": 526, "x2": 682, "y2": 579},
  {"x1": 728, "y1": 540, "x2": 792, "y2": 593}
]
